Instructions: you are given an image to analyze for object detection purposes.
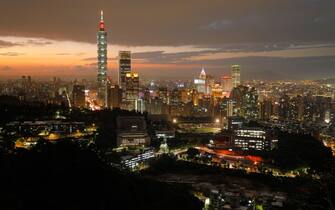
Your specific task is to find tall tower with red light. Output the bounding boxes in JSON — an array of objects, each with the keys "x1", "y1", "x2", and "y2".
[{"x1": 97, "y1": 10, "x2": 108, "y2": 108}]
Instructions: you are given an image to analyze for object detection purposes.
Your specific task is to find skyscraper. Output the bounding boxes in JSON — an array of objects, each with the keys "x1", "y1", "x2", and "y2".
[
  {"x1": 125, "y1": 72, "x2": 139, "y2": 110},
  {"x1": 221, "y1": 75, "x2": 232, "y2": 92},
  {"x1": 194, "y1": 67, "x2": 206, "y2": 94},
  {"x1": 97, "y1": 10, "x2": 108, "y2": 108},
  {"x1": 108, "y1": 85, "x2": 122, "y2": 109},
  {"x1": 118, "y1": 51, "x2": 131, "y2": 100},
  {"x1": 72, "y1": 85, "x2": 86, "y2": 108},
  {"x1": 231, "y1": 65, "x2": 241, "y2": 88}
]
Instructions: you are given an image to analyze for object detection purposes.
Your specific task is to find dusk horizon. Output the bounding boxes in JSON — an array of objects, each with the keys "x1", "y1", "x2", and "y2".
[
  {"x1": 0, "y1": 1, "x2": 334, "y2": 210},
  {"x1": 0, "y1": 0, "x2": 334, "y2": 80}
]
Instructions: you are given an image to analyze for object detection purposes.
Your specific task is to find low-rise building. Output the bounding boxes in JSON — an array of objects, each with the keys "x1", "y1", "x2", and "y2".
[
  {"x1": 120, "y1": 148, "x2": 155, "y2": 170},
  {"x1": 116, "y1": 116, "x2": 150, "y2": 147},
  {"x1": 233, "y1": 127, "x2": 277, "y2": 151}
]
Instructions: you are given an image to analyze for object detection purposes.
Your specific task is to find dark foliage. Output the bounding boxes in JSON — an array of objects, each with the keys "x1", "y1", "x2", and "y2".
[
  {"x1": 144, "y1": 156, "x2": 331, "y2": 209},
  {"x1": 186, "y1": 148, "x2": 200, "y2": 159},
  {"x1": 272, "y1": 132, "x2": 333, "y2": 172},
  {"x1": 0, "y1": 140, "x2": 202, "y2": 210}
]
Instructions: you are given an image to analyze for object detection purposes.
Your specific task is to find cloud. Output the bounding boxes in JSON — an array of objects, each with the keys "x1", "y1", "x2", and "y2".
[
  {"x1": 0, "y1": 38, "x2": 53, "y2": 50},
  {"x1": 0, "y1": 40, "x2": 21, "y2": 48},
  {"x1": 0, "y1": 38, "x2": 53, "y2": 49},
  {"x1": 135, "y1": 55, "x2": 335, "y2": 80},
  {"x1": 0, "y1": 52, "x2": 25, "y2": 56},
  {"x1": 313, "y1": 15, "x2": 335, "y2": 24},
  {"x1": 128, "y1": 43, "x2": 335, "y2": 65},
  {"x1": 0, "y1": 0, "x2": 334, "y2": 80},
  {"x1": 0, "y1": 0, "x2": 334, "y2": 46},
  {"x1": 132, "y1": 50, "x2": 218, "y2": 64},
  {"x1": 25, "y1": 39, "x2": 53, "y2": 46},
  {"x1": 201, "y1": 20, "x2": 233, "y2": 30},
  {"x1": 56, "y1": 52, "x2": 85, "y2": 56}
]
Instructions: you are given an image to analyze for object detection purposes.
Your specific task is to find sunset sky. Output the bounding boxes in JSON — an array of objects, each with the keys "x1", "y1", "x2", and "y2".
[{"x1": 0, "y1": 0, "x2": 334, "y2": 80}]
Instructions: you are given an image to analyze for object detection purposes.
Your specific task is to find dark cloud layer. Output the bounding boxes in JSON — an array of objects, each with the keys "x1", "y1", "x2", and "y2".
[{"x1": 0, "y1": 0, "x2": 334, "y2": 46}]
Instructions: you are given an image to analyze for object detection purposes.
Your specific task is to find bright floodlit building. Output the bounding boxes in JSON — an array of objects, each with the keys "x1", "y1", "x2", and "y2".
[
  {"x1": 194, "y1": 68, "x2": 207, "y2": 94},
  {"x1": 233, "y1": 127, "x2": 277, "y2": 151},
  {"x1": 125, "y1": 72, "x2": 139, "y2": 111},
  {"x1": 231, "y1": 65, "x2": 241, "y2": 88}
]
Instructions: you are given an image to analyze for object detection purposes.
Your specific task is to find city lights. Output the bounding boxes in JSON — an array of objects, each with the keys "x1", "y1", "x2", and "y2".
[{"x1": 0, "y1": 3, "x2": 334, "y2": 210}]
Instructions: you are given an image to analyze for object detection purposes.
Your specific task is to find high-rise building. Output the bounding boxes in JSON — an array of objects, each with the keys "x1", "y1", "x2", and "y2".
[
  {"x1": 72, "y1": 85, "x2": 85, "y2": 108},
  {"x1": 231, "y1": 65, "x2": 241, "y2": 88},
  {"x1": 221, "y1": 75, "x2": 232, "y2": 92},
  {"x1": 125, "y1": 72, "x2": 139, "y2": 110},
  {"x1": 194, "y1": 67, "x2": 206, "y2": 93},
  {"x1": 242, "y1": 87, "x2": 258, "y2": 119},
  {"x1": 259, "y1": 99, "x2": 273, "y2": 120},
  {"x1": 118, "y1": 51, "x2": 131, "y2": 99},
  {"x1": 108, "y1": 85, "x2": 122, "y2": 109},
  {"x1": 279, "y1": 94, "x2": 290, "y2": 121},
  {"x1": 97, "y1": 10, "x2": 108, "y2": 108}
]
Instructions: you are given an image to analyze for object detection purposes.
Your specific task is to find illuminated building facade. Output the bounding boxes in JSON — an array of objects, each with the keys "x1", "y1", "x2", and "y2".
[
  {"x1": 233, "y1": 128, "x2": 277, "y2": 151},
  {"x1": 119, "y1": 51, "x2": 131, "y2": 99},
  {"x1": 125, "y1": 72, "x2": 139, "y2": 110},
  {"x1": 221, "y1": 75, "x2": 232, "y2": 92},
  {"x1": 194, "y1": 67, "x2": 206, "y2": 94},
  {"x1": 231, "y1": 65, "x2": 241, "y2": 88},
  {"x1": 120, "y1": 148, "x2": 155, "y2": 170},
  {"x1": 97, "y1": 10, "x2": 108, "y2": 108}
]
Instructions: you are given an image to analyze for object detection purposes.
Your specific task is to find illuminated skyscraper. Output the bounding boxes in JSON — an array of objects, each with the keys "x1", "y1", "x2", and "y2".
[
  {"x1": 221, "y1": 75, "x2": 232, "y2": 92},
  {"x1": 199, "y1": 67, "x2": 206, "y2": 80},
  {"x1": 231, "y1": 65, "x2": 241, "y2": 88},
  {"x1": 125, "y1": 72, "x2": 139, "y2": 110},
  {"x1": 118, "y1": 51, "x2": 131, "y2": 100},
  {"x1": 97, "y1": 10, "x2": 108, "y2": 108},
  {"x1": 194, "y1": 67, "x2": 206, "y2": 93}
]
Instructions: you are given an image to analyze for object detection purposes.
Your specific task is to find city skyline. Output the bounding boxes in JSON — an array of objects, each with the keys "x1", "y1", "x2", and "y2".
[
  {"x1": 0, "y1": 0, "x2": 335, "y2": 80},
  {"x1": 0, "y1": 2, "x2": 334, "y2": 210}
]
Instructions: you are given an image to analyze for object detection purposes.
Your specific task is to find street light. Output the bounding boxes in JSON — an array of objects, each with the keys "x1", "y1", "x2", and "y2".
[{"x1": 172, "y1": 118, "x2": 177, "y2": 124}]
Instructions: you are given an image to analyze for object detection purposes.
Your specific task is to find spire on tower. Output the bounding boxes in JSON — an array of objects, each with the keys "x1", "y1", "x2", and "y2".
[
  {"x1": 200, "y1": 67, "x2": 206, "y2": 79},
  {"x1": 99, "y1": 10, "x2": 105, "y2": 30},
  {"x1": 100, "y1": 10, "x2": 104, "y2": 21}
]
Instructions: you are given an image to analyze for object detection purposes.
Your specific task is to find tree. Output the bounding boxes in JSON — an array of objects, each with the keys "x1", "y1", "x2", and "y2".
[
  {"x1": 0, "y1": 140, "x2": 202, "y2": 210},
  {"x1": 187, "y1": 147, "x2": 200, "y2": 160}
]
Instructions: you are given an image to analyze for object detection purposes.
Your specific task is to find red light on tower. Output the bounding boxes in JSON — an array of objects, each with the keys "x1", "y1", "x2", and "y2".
[
  {"x1": 99, "y1": 10, "x2": 105, "y2": 31},
  {"x1": 99, "y1": 21, "x2": 105, "y2": 30}
]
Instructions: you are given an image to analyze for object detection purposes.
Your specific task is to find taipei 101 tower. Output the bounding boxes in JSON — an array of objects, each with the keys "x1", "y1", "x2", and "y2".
[{"x1": 97, "y1": 10, "x2": 108, "y2": 108}]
